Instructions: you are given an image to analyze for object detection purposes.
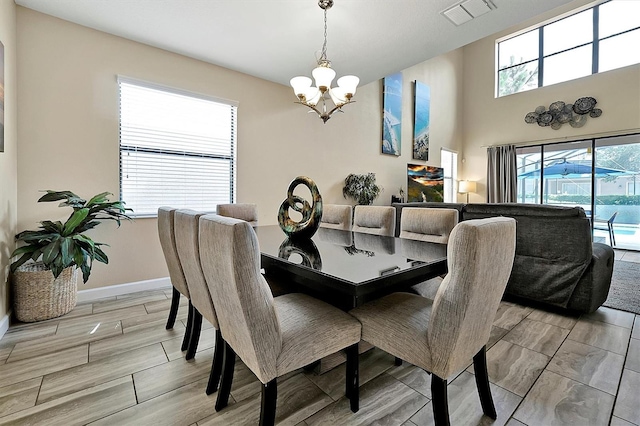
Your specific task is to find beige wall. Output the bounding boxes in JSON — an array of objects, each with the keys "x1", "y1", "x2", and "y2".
[
  {"x1": 16, "y1": 7, "x2": 464, "y2": 289},
  {"x1": 0, "y1": 0, "x2": 17, "y2": 321},
  {"x1": 461, "y1": 0, "x2": 640, "y2": 202}
]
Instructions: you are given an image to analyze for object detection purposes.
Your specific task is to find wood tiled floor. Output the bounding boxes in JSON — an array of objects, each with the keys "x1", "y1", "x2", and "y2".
[{"x1": 0, "y1": 289, "x2": 639, "y2": 425}]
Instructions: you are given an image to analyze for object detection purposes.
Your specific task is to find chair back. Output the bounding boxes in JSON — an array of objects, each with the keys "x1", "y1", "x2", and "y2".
[
  {"x1": 428, "y1": 217, "x2": 516, "y2": 378},
  {"x1": 352, "y1": 205, "x2": 396, "y2": 236},
  {"x1": 174, "y1": 210, "x2": 219, "y2": 329},
  {"x1": 157, "y1": 207, "x2": 189, "y2": 298},
  {"x1": 608, "y1": 211, "x2": 618, "y2": 224},
  {"x1": 198, "y1": 214, "x2": 281, "y2": 384},
  {"x1": 217, "y1": 203, "x2": 258, "y2": 226},
  {"x1": 400, "y1": 208, "x2": 458, "y2": 244},
  {"x1": 320, "y1": 204, "x2": 353, "y2": 230}
]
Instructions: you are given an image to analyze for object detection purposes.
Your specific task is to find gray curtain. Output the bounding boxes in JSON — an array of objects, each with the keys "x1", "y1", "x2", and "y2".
[{"x1": 487, "y1": 145, "x2": 517, "y2": 203}]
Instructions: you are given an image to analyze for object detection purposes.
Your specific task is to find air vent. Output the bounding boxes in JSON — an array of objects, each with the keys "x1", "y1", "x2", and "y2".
[{"x1": 442, "y1": 0, "x2": 495, "y2": 26}]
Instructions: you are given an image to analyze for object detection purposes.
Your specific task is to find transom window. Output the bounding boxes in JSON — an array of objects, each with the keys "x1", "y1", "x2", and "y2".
[
  {"x1": 118, "y1": 77, "x2": 237, "y2": 217},
  {"x1": 497, "y1": 0, "x2": 640, "y2": 97}
]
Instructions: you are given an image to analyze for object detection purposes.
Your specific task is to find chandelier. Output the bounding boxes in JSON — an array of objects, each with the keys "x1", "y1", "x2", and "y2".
[{"x1": 290, "y1": 0, "x2": 359, "y2": 123}]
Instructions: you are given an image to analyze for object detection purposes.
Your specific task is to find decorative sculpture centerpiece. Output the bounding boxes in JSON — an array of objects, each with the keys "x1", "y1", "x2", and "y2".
[{"x1": 278, "y1": 176, "x2": 323, "y2": 240}]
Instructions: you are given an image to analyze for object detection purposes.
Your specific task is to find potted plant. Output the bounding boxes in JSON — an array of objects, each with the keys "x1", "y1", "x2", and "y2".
[
  {"x1": 10, "y1": 190, "x2": 132, "y2": 322},
  {"x1": 342, "y1": 173, "x2": 382, "y2": 205}
]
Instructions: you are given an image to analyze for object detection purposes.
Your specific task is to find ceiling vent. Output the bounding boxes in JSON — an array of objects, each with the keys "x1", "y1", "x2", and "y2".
[{"x1": 442, "y1": 0, "x2": 495, "y2": 26}]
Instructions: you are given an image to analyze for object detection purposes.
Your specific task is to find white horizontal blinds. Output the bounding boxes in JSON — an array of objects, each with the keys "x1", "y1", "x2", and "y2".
[{"x1": 119, "y1": 77, "x2": 237, "y2": 216}]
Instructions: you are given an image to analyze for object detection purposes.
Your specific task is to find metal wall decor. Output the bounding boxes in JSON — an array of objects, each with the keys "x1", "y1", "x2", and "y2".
[
  {"x1": 277, "y1": 176, "x2": 323, "y2": 240},
  {"x1": 524, "y1": 97, "x2": 602, "y2": 130}
]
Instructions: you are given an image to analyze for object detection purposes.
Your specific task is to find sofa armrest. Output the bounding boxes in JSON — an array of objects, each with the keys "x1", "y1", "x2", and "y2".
[{"x1": 567, "y1": 243, "x2": 615, "y2": 313}]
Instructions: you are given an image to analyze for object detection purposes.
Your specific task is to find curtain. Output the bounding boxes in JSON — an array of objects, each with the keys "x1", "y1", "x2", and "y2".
[{"x1": 487, "y1": 145, "x2": 518, "y2": 203}]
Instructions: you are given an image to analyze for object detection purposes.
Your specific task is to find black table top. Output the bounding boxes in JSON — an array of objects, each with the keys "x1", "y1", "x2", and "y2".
[{"x1": 255, "y1": 225, "x2": 447, "y2": 309}]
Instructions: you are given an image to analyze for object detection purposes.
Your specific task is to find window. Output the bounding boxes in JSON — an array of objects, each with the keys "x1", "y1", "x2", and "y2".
[
  {"x1": 441, "y1": 149, "x2": 458, "y2": 202},
  {"x1": 498, "y1": 0, "x2": 640, "y2": 97},
  {"x1": 119, "y1": 77, "x2": 237, "y2": 217}
]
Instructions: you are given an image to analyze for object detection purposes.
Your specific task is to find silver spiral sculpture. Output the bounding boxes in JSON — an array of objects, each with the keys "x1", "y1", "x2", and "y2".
[{"x1": 277, "y1": 176, "x2": 323, "y2": 240}]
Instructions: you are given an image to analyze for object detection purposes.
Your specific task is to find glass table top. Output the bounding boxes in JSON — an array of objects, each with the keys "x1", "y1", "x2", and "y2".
[{"x1": 255, "y1": 225, "x2": 447, "y2": 285}]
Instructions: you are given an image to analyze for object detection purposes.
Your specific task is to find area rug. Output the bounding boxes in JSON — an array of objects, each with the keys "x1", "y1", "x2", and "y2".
[{"x1": 603, "y1": 260, "x2": 640, "y2": 314}]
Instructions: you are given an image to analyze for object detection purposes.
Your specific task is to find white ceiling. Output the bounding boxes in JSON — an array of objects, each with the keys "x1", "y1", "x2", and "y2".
[{"x1": 16, "y1": 0, "x2": 575, "y2": 86}]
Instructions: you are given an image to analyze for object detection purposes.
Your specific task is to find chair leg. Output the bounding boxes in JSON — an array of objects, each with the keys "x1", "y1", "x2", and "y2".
[
  {"x1": 431, "y1": 374, "x2": 450, "y2": 426},
  {"x1": 185, "y1": 308, "x2": 203, "y2": 360},
  {"x1": 181, "y1": 301, "x2": 194, "y2": 352},
  {"x1": 395, "y1": 357, "x2": 403, "y2": 366},
  {"x1": 609, "y1": 224, "x2": 616, "y2": 246},
  {"x1": 259, "y1": 379, "x2": 278, "y2": 426},
  {"x1": 345, "y1": 343, "x2": 360, "y2": 412},
  {"x1": 215, "y1": 341, "x2": 236, "y2": 411},
  {"x1": 206, "y1": 329, "x2": 225, "y2": 395},
  {"x1": 166, "y1": 287, "x2": 180, "y2": 329},
  {"x1": 473, "y1": 345, "x2": 497, "y2": 419}
]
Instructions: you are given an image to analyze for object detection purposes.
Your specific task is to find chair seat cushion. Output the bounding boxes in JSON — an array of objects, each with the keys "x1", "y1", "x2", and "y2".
[
  {"x1": 274, "y1": 293, "x2": 361, "y2": 376},
  {"x1": 349, "y1": 293, "x2": 433, "y2": 371},
  {"x1": 411, "y1": 277, "x2": 443, "y2": 299}
]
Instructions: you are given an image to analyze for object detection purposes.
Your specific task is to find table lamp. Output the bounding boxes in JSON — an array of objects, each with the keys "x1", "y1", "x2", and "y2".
[{"x1": 458, "y1": 180, "x2": 477, "y2": 203}]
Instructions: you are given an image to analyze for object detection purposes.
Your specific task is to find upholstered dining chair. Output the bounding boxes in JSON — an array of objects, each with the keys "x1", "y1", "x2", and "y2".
[
  {"x1": 399, "y1": 207, "x2": 459, "y2": 298},
  {"x1": 216, "y1": 203, "x2": 258, "y2": 226},
  {"x1": 174, "y1": 210, "x2": 224, "y2": 394},
  {"x1": 320, "y1": 204, "x2": 353, "y2": 230},
  {"x1": 157, "y1": 207, "x2": 193, "y2": 354},
  {"x1": 198, "y1": 214, "x2": 362, "y2": 425},
  {"x1": 350, "y1": 217, "x2": 517, "y2": 426},
  {"x1": 400, "y1": 207, "x2": 459, "y2": 244},
  {"x1": 352, "y1": 205, "x2": 396, "y2": 236}
]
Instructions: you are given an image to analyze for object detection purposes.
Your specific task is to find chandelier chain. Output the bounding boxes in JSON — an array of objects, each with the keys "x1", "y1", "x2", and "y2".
[{"x1": 320, "y1": 8, "x2": 328, "y2": 64}]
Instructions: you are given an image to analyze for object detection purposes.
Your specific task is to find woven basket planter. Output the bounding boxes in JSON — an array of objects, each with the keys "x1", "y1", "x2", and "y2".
[{"x1": 12, "y1": 262, "x2": 78, "y2": 322}]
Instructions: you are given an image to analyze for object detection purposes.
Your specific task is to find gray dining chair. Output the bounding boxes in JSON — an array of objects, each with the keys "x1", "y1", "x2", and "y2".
[
  {"x1": 399, "y1": 207, "x2": 458, "y2": 298},
  {"x1": 350, "y1": 217, "x2": 517, "y2": 426},
  {"x1": 216, "y1": 203, "x2": 258, "y2": 226},
  {"x1": 400, "y1": 207, "x2": 459, "y2": 244},
  {"x1": 352, "y1": 205, "x2": 396, "y2": 236},
  {"x1": 174, "y1": 210, "x2": 224, "y2": 394},
  {"x1": 157, "y1": 207, "x2": 193, "y2": 353},
  {"x1": 320, "y1": 204, "x2": 353, "y2": 230},
  {"x1": 198, "y1": 214, "x2": 362, "y2": 425}
]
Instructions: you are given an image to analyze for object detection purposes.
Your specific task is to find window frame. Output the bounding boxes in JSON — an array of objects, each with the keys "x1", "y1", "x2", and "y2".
[
  {"x1": 118, "y1": 76, "x2": 238, "y2": 218},
  {"x1": 497, "y1": 0, "x2": 640, "y2": 97},
  {"x1": 441, "y1": 148, "x2": 458, "y2": 203}
]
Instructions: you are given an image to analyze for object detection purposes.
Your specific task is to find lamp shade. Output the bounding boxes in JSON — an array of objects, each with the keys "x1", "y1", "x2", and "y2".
[
  {"x1": 312, "y1": 66, "x2": 336, "y2": 90},
  {"x1": 290, "y1": 76, "x2": 312, "y2": 97},
  {"x1": 329, "y1": 87, "x2": 347, "y2": 106},
  {"x1": 337, "y1": 75, "x2": 359, "y2": 96},
  {"x1": 458, "y1": 181, "x2": 477, "y2": 194},
  {"x1": 305, "y1": 88, "x2": 322, "y2": 106}
]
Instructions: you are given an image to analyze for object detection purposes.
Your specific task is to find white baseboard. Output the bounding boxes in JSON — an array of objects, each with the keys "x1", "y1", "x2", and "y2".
[
  {"x1": 0, "y1": 312, "x2": 10, "y2": 341},
  {"x1": 77, "y1": 277, "x2": 172, "y2": 303}
]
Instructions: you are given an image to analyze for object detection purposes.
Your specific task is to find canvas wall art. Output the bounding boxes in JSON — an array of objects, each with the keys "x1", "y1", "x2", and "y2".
[
  {"x1": 382, "y1": 72, "x2": 402, "y2": 156},
  {"x1": 413, "y1": 81, "x2": 430, "y2": 160},
  {"x1": 407, "y1": 164, "x2": 444, "y2": 202},
  {"x1": 0, "y1": 40, "x2": 4, "y2": 153}
]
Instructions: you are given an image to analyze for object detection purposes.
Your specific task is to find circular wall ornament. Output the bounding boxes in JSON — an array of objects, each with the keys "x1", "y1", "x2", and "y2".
[
  {"x1": 535, "y1": 105, "x2": 546, "y2": 114},
  {"x1": 573, "y1": 97, "x2": 597, "y2": 115},
  {"x1": 277, "y1": 176, "x2": 323, "y2": 240},
  {"x1": 569, "y1": 113, "x2": 587, "y2": 128},
  {"x1": 590, "y1": 108, "x2": 603, "y2": 118},
  {"x1": 549, "y1": 101, "x2": 565, "y2": 112},
  {"x1": 524, "y1": 112, "x2": 539, "y2": 123}
]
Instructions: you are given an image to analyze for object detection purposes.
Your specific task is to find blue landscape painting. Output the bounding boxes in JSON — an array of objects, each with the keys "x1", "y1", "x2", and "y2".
[
  {"x1": 413, "y1": 81, "x2": 430, "y2": 160},
  {"x1": 382, "y1": 73, "x2": 402, "y2": 156}
]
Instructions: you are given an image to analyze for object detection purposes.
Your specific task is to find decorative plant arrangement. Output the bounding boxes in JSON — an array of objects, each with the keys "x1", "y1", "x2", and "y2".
[
  {"x1": 342, "y1": 173, "x2": 382, "y2": 205},
  {"x1": 11, "y1": 190, "x2": 132, "y2": 282},
  {"x1": 10, "y1": 190, "x2": 132, "y2": 322},
  {"x1": 524, "y1": 97, "x2": 602, "y2": 130}
]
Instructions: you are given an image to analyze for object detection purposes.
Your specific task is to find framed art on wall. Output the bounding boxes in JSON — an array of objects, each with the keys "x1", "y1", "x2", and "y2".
[
  {"x1": 407, "y1": 164, "x2": 444, "y2": 202},
  {"x1": 382, "y1": 72, "x2": 402, "y2": 156},
  {"x1": 413, "y1": 81, "x2": 430, "y2": 160}
]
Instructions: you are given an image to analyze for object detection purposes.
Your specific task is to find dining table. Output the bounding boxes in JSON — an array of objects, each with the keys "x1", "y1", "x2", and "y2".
[{"x1": 255, "y1": 225, "x2": 448, "y2": 311}]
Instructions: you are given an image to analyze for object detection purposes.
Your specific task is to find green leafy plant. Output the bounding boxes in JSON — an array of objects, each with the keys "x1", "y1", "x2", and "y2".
[
  {"x1": 342, "y1": 173, "x2": 382, "y2": 205},
  {"x1": 10, "y1": 190, "x2": 132, "y2": 283}
]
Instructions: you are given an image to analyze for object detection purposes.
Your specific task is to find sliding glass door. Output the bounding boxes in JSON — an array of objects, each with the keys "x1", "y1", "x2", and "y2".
[{"x1": 516, "y1": 134, "x2": 640, "y2": 250}]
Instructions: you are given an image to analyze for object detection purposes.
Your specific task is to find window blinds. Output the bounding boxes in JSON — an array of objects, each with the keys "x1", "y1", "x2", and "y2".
[{"x1": 118, "y1": 77, "x2": 237, "y2": 217}]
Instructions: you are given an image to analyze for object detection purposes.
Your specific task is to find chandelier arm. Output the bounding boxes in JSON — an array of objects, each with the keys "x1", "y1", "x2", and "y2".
[
  {"x1": 326, "y1": 100, "x2": 356, "y2": 118},
  {"x1": 294, "y1": 101, "x2": 324, "y2": 118}
]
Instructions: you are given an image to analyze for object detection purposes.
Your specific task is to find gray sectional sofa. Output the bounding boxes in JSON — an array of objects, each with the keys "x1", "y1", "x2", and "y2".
[{"x1": 392, "y1": 202, "x2": 615, "y2": 313}]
